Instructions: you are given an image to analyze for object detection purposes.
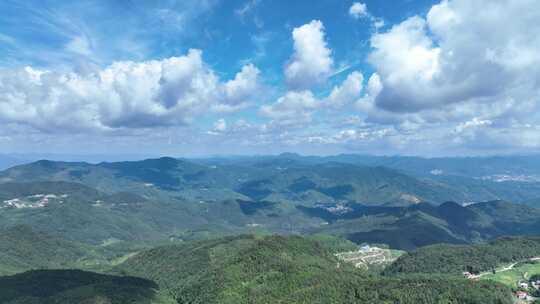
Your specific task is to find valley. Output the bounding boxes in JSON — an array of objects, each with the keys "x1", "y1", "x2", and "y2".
[
  {"x1": 2, "y1": 0, "x2": 539, "y2": 302},
  {"x1": 2, "y1": 155, "x2": 540, "y2": 303}
]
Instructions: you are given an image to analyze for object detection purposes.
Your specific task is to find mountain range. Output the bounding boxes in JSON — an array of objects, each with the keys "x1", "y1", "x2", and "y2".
[
  {"x1": 0, "y1": 231, "x2": 516, "y2": 304},
  {"x1": 1, "y1": 155, "x2": 540, "y2": 250},
  {"x1": 3, "y1": 154, "x2": 540, "y2": 303}
]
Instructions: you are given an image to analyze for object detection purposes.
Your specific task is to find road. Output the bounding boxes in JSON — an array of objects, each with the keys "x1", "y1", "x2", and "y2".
[{"x1": 477, "y1": 257, "x2": 540, "y2": 278}]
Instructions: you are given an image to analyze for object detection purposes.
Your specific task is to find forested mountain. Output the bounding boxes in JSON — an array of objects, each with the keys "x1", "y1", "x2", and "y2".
[
  {"x1": 0, "y1": 157, "x2": 455, "y2": 205},
  {"x1": 0, "y1": 180, "x2": 208, "y2": 244},
  {"x1": 305, "y1": 200, "x2": 540, "y2": 250},
  {"x1": 2, "y1": 155, "x2": 540, "y2": 303},
  {"x1": 386, "y1": 237, "x2": 540, "y2": 275},
  {"x1": 0, "y1": 226, "x2": 91, "y2": 276},
  {"x1": 0, "y1": 235, "x2": 514, "y2": 304},
  {"x1": 0, "y1": 270, "x2": 170, "y2": 304},
  {"x1": 3, "y1": 0, "x2": 539, "y2": 300},
  {"x1": 4, "y1": 156, "x2": 540, "y2": 207},
  {"x1": 1, "y1": 176, "x2": 540, "y2": 250},
  {"x1": 112, "y1": 235, "x2": 512, "y2": 304},
  {"x1": 197, "y1": 154, "x2": 540, "y2": 179}
]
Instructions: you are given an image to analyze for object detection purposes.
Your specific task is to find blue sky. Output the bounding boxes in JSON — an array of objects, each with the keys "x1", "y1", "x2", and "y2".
[{"x1": 0, "y1": 0, "x2": 539, "y2": 157}]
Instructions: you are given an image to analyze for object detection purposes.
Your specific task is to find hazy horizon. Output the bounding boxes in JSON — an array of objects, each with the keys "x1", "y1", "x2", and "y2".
[
  {"x1": 3, "y1": 151, "x2": 540, "y2": 165},
  {"x1": 2, "y1": 2, "x2": 540, "y2": 302}
]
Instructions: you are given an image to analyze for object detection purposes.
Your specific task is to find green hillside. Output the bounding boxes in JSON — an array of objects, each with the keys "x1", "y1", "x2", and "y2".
[
  {"x1": 113, "y1": 234, "x2": 513, "y2": 304},
  {"x1": 0, "y1": 269, "x2": 173, "y2": 304},
  {"x1": 0, "y1": 180, "x2": 217, "y2": 244},
  {"x1": 0, "y1": 225, "x2": 152, "y2": 276},
  {"x1": 385, "y1": 237, "x2": 540, "y2": 275},
  {"x1": 0, "y1": 226, "x2": 94, "y2": 275},
  {"x1": 310, "y1": 201, "x2": 540, "y2": 250},
  {"x1": 0, "y1": 181, "x2": 100, "y2": 201},
  {"x1": 0, "y1": 231, "x2": 516, "y2": 304},
  {"x1": 1, "y1": 157, "x2": 522, "y2": 206},
  {"x1": 2, "y1": 180, "x2": 540, "y2": 251},
  {"x1": 3, "y1": 158, "x2": 540, "y2": 254}
]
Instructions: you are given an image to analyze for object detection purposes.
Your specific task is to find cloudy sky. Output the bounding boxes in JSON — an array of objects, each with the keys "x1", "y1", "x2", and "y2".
[{"x1": 0, "y1": 0, "x2": 539, "y2": 157}]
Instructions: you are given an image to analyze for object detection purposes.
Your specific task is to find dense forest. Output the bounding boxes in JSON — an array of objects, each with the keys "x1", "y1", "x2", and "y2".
[
  {"x1": 0, "y1": 269, "x2": 168, "y2": 304},
  {"x1": 112, "y1": 235, "x2": 513, "y2": 304},
  {"x1": 0, "y1": 232, "x2": 522, "y2": 303},
  {"x1": 386, "y1": 236, "x2": 540, "y2": 275}
]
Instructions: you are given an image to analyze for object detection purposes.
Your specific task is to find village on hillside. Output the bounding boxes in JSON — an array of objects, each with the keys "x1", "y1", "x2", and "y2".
[{"x1": 464, "y1": 258, "x2": 540, "y2": 303}]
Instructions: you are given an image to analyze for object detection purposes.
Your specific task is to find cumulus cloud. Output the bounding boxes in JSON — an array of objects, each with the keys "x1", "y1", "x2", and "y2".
[
  {"x1": 260, "y1": 90, "x2": 318, "y2": 123},
  {"x1": 348, "y1": 0, "x2": 540, "y2": 152},
  {"x1": 251, "y1": 0, "x2": 540, "y2": 154},
  {"x1": 222, "y1": 64, "x2": 260, "y2": 106},
  {"x1": 4, "y1": 0, "x2": 540, "y2": 155},
  {"x1": 285, "y1": 20, "x2": 333, "y2": 89},
  {"x1": 349, "y1": 2, "x2": 368, "y2": 19},
  {"x1": 348, "y1": 2, "x2": 384, "y2": 29},
  {"x1": 368, "y1": 0, "x2": 540, "y2": 114},
  {"x1": 0, "y1": 49, "x2": 260, "y2": 132},
  {"x1": 454, "y1": 118, "x2": 492, "y2": 134},
  {"x1": 260, "y1": 70, "x2": 364, "y2": 126},
  {"x1": 325, "y1": 71, "x2": 364, "y2": 108}
]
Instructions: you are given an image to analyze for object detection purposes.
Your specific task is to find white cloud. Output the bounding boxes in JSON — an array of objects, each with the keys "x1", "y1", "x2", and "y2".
[
  {"x1": 368, "y1": 0, "x2": 540, "y2": 114},
  {"x1": 368, "y1": 17, "x2": 443, "y2": 112},
  {"x1": 350, "y1": 0, "x2": 540, "y2": 153},
  {"x1": 348, "y1": 2, "x2": 384, "y2": 29},
  {"x1": 454, "y1": 118, "x2": 492, "y2": 134},
  {"x1": 285, "y1": 20, "x2": 333, "y2": 89},
  {"x1": 207, "y1": 118, "x2": 227, "y2": 135},
  {"x1": 373, "y1": 19, "x2": 385, "y2": 29},
  {"x1": 356, "y1": 73, "x2": 382, "y2": 115},
  {"x1": 0, "y1": 49, "x2": 260, "y2": 132},
  {"x1": 214, "y1": 119, "x2": 227, "y2": 132},
  {"x1": 259, "y1": 71, "x2": 364, "y2": 129},
  {"x1": 260, "y1": 90, "x2": 318, "y2": 123},
  {"x1": 349, "y1": 2, "x2": 368, "y2": 19},
  {"x1": 222, "y1": 64, "x2": 260, "y2": 106},
  {"x1": 325, "y1": 71, "x2": 364, "y2": 108},
  {"x1": 4, "y1": 0, "x2": 540, "y2": 156}
]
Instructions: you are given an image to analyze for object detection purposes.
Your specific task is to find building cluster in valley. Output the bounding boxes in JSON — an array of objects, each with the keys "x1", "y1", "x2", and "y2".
[
  {"x1": 514, "y1": 279, "x2": 540, "y2": 302},
  {"x1": 0, "y1": 194, "x2": 68, "y2": 209}
]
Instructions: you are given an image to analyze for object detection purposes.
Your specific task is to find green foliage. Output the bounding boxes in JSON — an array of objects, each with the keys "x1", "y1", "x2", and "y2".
[
  {"x1": 386, "y1": 237, "x2": 540, "y2": 275},
  {"x1": 306, "y1": 234, "x2": 359, "y2": 253},
  {"x1": 0, "y1": 156, "x2": 511, "y2": 206},
  {"x1": 342, "y1": 274, "x2": 513, "y2": 304},
  {"x1": 0, "y1": 225, "x2": 92, "y2": 275},
  {"x1": 313, "y1": 200, "x2": 540, "y2": 250},
  {"x1": 0, "y1": 269, "x2": 172, "y2": 304},
  {"x1": 481, "y1": 260, "x2": 540, "y2": 288},
  {"x1": 0, "y1": 181, "x2": 100, "y2": 201},
  {"x1": 115, "y1": 235, "x2": 513, "y2": 304},
  {"x1": 4, "y1": 158, "x2": 540, "y2": 252}
]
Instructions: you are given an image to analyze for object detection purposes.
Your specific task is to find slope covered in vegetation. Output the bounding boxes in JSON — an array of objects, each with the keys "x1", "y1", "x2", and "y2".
[
  {"x1": 386, "y1": 236, "x2": 540, "y2": 275},
  {"x1": 0, "y1": 225, "x2": 93, "y2": 275},
  {"x1": 0, "y1": 269, "x2": 172, "y2": 304},
  {"x1": 115, "y1": 235, "x2": 513, "y2": 304}
]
